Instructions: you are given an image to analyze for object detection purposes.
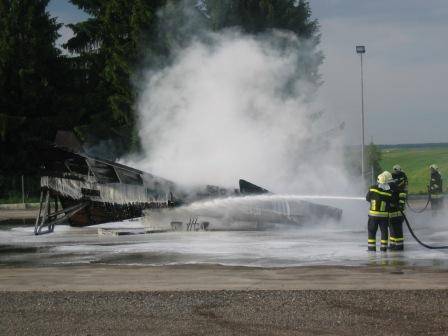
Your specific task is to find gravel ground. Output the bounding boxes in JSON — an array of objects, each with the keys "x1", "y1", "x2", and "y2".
[{"x1": 1, "y1": 290, "x2": 448, "y2": 335}]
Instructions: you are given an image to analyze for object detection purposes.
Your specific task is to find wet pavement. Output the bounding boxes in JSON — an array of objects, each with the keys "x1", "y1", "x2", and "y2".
[{"x1": 0, "y1": 199, "x2": 447, "y2": 268}]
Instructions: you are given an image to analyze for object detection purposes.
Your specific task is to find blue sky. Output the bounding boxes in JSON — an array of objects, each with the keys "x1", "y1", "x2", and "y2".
[
  {"x1": 48, "y1": 0, "x2": 86, "y2": 21},
  {"x1": 48, "y1": 0, "x2": 88, "y2": 45},
  {"x1": 48, "y1": 0, "x2": 448, "y2": 145}
]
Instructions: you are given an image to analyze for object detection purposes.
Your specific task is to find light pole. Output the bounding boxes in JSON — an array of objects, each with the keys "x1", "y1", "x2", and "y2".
[{"x1": 356, "y1": 45, "x2": 366, "y2": 179}]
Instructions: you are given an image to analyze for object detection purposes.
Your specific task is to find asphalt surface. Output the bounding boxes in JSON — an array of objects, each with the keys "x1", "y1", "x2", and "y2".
[{"x1": 1, "y1": 290, "x2": 448, "y2": 335}]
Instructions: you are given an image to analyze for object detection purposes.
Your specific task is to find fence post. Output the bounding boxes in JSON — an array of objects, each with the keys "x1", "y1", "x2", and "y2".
[{"x1": 22, "y1": 175, "x2": 25, "y2": 204}]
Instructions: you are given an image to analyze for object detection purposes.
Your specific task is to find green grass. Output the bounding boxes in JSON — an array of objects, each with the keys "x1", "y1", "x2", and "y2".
[
  {"x1": 380, "y1": 146, "x2": 448, "y2": 194},
  {"x1": 0, "y1": 195, "x2": 40, "y2": 204}
]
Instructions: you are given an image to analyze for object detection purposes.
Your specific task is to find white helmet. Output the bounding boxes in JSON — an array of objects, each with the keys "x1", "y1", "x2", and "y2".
[
  {"x1": 393, "y1": 164, "x2": 402, "y2": 172},
  {"x1": 377, "y1": 171, "x2": 393, "y2": 184},
  {"x1": 430, "y1": 164, "x2": 438, "y2": 170}
]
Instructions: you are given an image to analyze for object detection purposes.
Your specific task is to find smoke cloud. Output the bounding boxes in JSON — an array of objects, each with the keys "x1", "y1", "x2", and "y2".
[{"x1": 133, "y1": 3, "x2": 355, "y2": 196}]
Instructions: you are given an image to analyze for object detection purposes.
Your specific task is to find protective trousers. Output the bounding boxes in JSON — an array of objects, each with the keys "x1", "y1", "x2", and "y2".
[
  {"x1": 368, "y1": 217, "x2": 389, "y2": 251},
  {"x1": 389, "y1": 216, "x2": 404, "y2": 251}
]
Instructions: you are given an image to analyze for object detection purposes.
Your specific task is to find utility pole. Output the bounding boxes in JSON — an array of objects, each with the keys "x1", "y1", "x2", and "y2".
[
  {"x1": 356, "y1": 45, "x2": 366, "y2": 179},
  {"x1": 370, "y1": 136, "x2": 374, "y2": 185}
]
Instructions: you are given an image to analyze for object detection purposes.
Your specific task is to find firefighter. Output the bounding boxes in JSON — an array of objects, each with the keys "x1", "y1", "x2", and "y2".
[
  {"x1": 389, "y1": 165, "x2": 407, "y2": 250},
  {"x1": 391, "y1": 164, "x2": 408, "y2": 193},
  {"x1": 429, "y1": 164, "x2": 444, "y2": 211},
  {"x1": 366, "y1": 171, "x2": 396, "y2": 252}
]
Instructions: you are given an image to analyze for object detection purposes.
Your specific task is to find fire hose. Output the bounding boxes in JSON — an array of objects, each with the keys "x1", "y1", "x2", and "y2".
[
  {"x1": 405, "y1": 192, "x2": 431, "y2": 213},
  {"x1": 401, "y1": 210, "x2": 448, "y2": 250}
]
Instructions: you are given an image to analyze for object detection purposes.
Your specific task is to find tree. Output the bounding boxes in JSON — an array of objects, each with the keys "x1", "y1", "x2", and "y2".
[
  {"x1": 208, "y1": 0, "x2": 318, "y2": 37},
  {"x1": 366, "y1": 142, "x2": 383, "y2": 182},
  {"x1": 206, "y1": 0, "x2": 323, "y2": 87},
  {"x1": 66, "y1": 0, "x2": 165, "y2": 158},
  {"x1": 0, "y1": 0, "x2": 70, "y2": 173}
]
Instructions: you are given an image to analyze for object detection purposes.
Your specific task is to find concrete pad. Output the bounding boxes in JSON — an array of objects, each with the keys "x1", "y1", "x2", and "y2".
[{"x1": 1, "y1": 264, "x2": 448, "y2": 291}]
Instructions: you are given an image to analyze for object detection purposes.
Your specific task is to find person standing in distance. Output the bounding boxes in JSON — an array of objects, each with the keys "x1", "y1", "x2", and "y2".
[{"x1": 429, "y1": 164, "x2": 443, "y2": 212}]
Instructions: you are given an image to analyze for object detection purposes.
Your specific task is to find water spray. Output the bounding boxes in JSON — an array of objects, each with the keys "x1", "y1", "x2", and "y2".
[{"x1": 278, "y1": 195, "x2": 364, "y2": 201}]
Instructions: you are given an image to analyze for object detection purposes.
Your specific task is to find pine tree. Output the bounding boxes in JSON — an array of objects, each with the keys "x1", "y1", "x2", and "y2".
[
  {"x1": 366, "y1": 142, "x2": 383, "y2": 181},
  {"x1": 206, "y1": 0, "x2": 322, "y2": 87},
  {"x1": 0, "y1": 0, "x2": 65, "y2": 173},
  {"x1": 66, "y1": 0, "x2": 165, "y2": 157}
]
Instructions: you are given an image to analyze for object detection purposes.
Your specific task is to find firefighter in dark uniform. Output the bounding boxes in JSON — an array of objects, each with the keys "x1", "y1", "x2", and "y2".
[
  {"x1": 429, "y1": 164, "x2": 443, "y2": 211},
  {"x1": 366, "y1": 171, "x2": 396, "y2": 252},
  {"x1": 391, "y1": 164, "x2": 408, "y2": 194},
  {"x1": 389, "y1": 165, "x2": 407, "y2": 250}
]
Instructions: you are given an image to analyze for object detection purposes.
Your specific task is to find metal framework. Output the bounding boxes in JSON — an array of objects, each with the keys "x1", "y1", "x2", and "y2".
[
  {"x1": 34, "y1": 188, "x2": 88, "y2": 235},
  {"x1": 186, "y1": 217, "x2": 209, "y2": 231}
]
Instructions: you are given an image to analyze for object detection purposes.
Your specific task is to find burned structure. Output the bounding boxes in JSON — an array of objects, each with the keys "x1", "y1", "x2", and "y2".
[{"x1": 35, "y1": 146, "x2": 176, "y2": 234}]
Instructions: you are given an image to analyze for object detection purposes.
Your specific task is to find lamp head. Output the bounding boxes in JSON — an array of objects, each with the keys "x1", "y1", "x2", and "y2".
[{"x1": 356, "y1": 45, "x2": 366, "y2": 54}]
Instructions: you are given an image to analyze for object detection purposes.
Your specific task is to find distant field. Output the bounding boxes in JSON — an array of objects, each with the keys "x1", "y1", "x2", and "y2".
[{"x1": 380, "y1": 146, "x2": 448, "y2": 194}]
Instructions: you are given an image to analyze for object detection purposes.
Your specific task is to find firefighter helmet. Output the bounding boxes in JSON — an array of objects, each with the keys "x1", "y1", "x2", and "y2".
[
  {"x1": 430, "y1": 164, "x2": 438, "y2": 171},
  {"x1": 377, "y1": 171, "x2": 392, "y2": 184},
  {"x1": 393, "y1": 164, "x2": 402, "y2": 172}
]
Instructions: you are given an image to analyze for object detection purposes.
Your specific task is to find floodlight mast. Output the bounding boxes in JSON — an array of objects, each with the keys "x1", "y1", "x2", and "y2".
[{"x1": 356, "y1": 45, "x2": 366, "y2": 180}]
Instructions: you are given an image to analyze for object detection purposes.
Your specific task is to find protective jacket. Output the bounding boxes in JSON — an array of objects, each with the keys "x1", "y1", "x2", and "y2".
[
  {"x1": 366, "y1": 185, "x2": 395, "y2": 218},
  {"x1": 392, "y1": 171, "x2": 408, "y2": 192}
]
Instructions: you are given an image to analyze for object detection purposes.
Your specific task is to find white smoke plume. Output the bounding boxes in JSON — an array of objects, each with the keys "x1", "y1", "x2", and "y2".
[{"x1": 133, "y1": 5, "x2": 356, "y2": 196}]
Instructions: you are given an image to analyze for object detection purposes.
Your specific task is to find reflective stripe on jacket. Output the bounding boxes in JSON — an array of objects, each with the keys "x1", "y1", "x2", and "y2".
[{"x1": 366, "y1": 186, "x2": 394, "y2": 218}]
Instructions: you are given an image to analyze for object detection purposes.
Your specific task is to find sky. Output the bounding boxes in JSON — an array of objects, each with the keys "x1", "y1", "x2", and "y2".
[{"x1": 47, "y1": 0, "x2": 448, "y2": 145}]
